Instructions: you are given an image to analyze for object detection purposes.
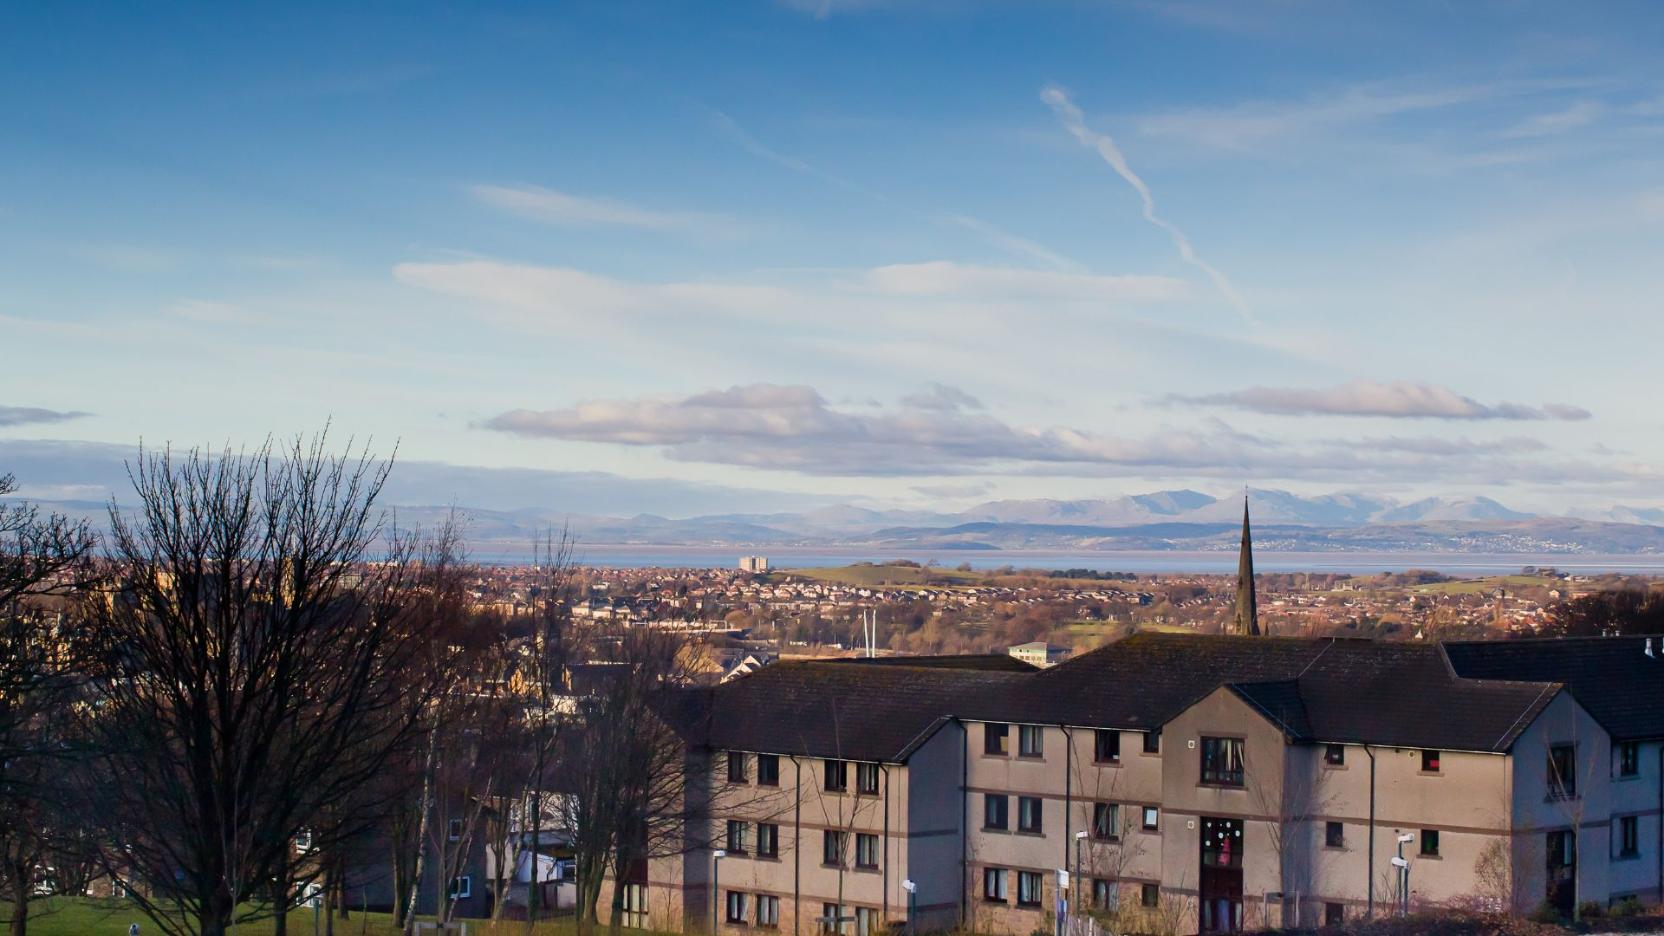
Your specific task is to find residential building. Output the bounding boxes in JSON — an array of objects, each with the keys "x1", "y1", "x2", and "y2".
[{"x1": 639, "y1": 633, "x2": 1663, "y2": 935}]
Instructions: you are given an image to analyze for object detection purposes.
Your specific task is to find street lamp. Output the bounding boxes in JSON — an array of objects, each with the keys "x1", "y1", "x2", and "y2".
[
  {"x1": 1394, "y1": 833, "x2": 1415, "y2": 917},
  {"x1": 712, "y1": 849, "x2": 727, "y2": 935},
  {"x1": 1074, "y1": 830, "x2": 1089, "y2": 922},
  {"x1": 902, "y1": 879, "x2": 917, "y2": 936}
]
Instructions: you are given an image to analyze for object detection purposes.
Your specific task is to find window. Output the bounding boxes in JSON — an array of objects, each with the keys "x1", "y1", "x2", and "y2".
[
  {"x1": 1201, "y1": 817, "x2": 1243, "y2": 868},
  {"x1": 1618, "y1": 815, "x2": 1640, "y2": 858},
  {"x1": 1324, "y1": 744, "x2": 1345, "y2": 766},
  {"x1": 1091, "y1": 878, "x2": 1116, "y2": 910},
  {"x1": 1200, "y1": 736, "x2": 1245, "y2": 786},
  {"x1": 822, "y1": 830, "x2": 846, "y2": 866},
  {"x1": 1618, "y1": 741, "x2": 1640, "y2": 778},
  {"x1": 1421, "y1": 749, "x2": 1441, "y2": 773},
  {"x1": 757, "y1": 823, "x2": 779, "y2": 859},
  {"x1": 1019, "y1": 725, "x2": 1044, "y2": 757},
  {"x1": 1018, "y1": 796, "x2": 1043, "y2": 833},
  {"x1": 728, "y1": 751, "x2": 749, "y2": 784},
  {"x1": 1016, "y1": 871, "x2": 1043, "y2": 907},
  {"x1": 1094, "y1": 729, "x2": 1120, "y2": 763},
  {"x1": 1325, "y1": 902, "x2": 1344, "y2": 927},
  {"x1": 448, "y1": 875, "x2": 472, "y2": 899},
  {"x1": 1325, "y1": 821, "x2": 1344, "y2": 848},
  {"x1": 1143, "y1": 730, "x2": 1161, "y2": 754},
  {"x1": 1548, "y1": 744, "x2": 1577, "y2": 799},
  {"x1": 985, "y1": 723, "x2": 1010, "y2": 756},
  {"x1": 758, "y1": 753, "x2": 781, "y2": 786},
  {"x1": 983, "y1": 868, "x2": 1008, "y2": 902},
  {"x1": 855, "y1": 833, "x2": 879, "y2": 869},
  {"x1": 294, "y1": 829, "x2": 313, "y2": 851},
  {"x1": 983, "y1": 794, "x2": 1009, "y2": 830},
  {"x1": 726, "y1": 820, "x2": 749, "y2": 854},
  {"x1": 1420, "y1": 829, "x2": 1439, "y2": 857},
  {"x1": 757, "y1": 895, "x2": 779, "y2": 928},
  {"x1": 1140, "y1": 884, "x2": 1159, "y2": 908},
  {"x1": 1092, "y1": 802, "x2": 1119, "y2": 840},
  {"x1": 447, "y1": 818, "x2": 463, "y2": 842},
  {"x1": 1141, "y1": 806, "x2": 1159, "y2": 831},
  {"x1": 727, "y1": 891, "x2": 749, "y2": 924},
  {"x1": 821, "y1": 903, "x2": 845, "y2": 935},
  {"x1": 825, "y1": 759, "x2": 848, "y2": 792},
  {"x1": 623, "y1": 883, "x2": 648, "y2": 928},
  {"x1": 856, "y1": 762, "x2": 880, "y2": 796},
  {"x1": 854, "y1": 907, "x2": 878, "y2": 936}
]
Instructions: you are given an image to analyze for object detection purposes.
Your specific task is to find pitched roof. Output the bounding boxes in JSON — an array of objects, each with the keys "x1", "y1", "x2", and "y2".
[
  {"x1": 1443, "y1": 636, "x2": 1664, "y2": 741},
  {"x1": 821, "y1": 653, "x2": 1038, "y2": 672},
  {"x1": 969, "y1": 632, "x2": 1562, "y2": 753},
  {"x1": 696, "y1": 659, "x2": 1028, "y2": 763}
]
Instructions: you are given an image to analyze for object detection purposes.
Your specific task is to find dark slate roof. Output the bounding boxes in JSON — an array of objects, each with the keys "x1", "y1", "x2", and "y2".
[
  {"x1": 821, "y1": 653, "x2": 1039, "y2": 672},
  {"x1": 1443, "y1": 636, "x2": 1664, "y2": 741},
  {"x1": 963, "y1": 633, "x2": 1562, "y2": 753},
  {"x1": 697, "y1": 660, "x2": 1029, "y2": 763}
]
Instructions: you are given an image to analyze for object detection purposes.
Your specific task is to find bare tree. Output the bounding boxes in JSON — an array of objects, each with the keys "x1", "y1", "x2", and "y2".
[
  {"x1": 76, "y1": 436, "x2": 442, "y2": 936},
  {"x1": 1247, "y1": 746, "x2": 1333, "y2": 929},
  {"x1": 0, "y1": 473, "x2": 97, "y2": 936},
  {"x1": 513, "y1": 531, "x2": 575, "y2": 930}
]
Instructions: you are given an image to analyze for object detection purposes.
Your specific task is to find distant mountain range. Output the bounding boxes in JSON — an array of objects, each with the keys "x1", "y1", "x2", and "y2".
[{"x1": 20, "y1": 488, "x2": 1664, "y2": 554}]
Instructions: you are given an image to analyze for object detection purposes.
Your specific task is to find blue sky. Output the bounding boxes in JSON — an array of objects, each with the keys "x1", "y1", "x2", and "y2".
[{"x1": 3, "y1": 0, "x2": 1663, "y2": 515}]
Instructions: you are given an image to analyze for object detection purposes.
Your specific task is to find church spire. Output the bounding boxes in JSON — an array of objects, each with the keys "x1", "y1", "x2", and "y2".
[{"x1": 1234, "y1": 493, "x2": 1260, "y2": 636}]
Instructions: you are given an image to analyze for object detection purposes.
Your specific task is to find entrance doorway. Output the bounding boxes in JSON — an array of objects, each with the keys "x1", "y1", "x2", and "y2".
[
  {"x1": 1546, "y1": 830, "x2": 1576, "y2": 918},
  {"x1": 1199, "y1": 817, "x2": 1244, "y2": 933}
]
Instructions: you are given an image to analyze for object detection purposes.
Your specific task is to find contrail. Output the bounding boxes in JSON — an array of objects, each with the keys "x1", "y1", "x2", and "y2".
[{"x1": 1041, "y1": 84, "x2": 1256, "y2": 323}]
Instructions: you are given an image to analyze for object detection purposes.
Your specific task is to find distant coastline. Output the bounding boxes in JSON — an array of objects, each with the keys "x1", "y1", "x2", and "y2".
[{"x1": 471, "y1": 545, "x2": 1664, "y2": 575}]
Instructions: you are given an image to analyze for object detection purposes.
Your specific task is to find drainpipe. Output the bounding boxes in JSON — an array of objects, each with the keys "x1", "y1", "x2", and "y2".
[
  {"x1": 791, "y1": 756, "x2": 803, "y2": 936},
  {"x1": 960, "y1": 721, "x2": 969, "y2": 930},
  {"x1": 1657, "y1": 744, "x2": 1662, "y2": 908},
  {"x1": 882, "y1": 765, "x2": 891, "y2": 927},
  {"x1": 1364, "y1": 744, "x2": 1376, "y2": 918},
  {"x1": 1063, "y1": 726, "x2": 1074, "y2": 869}
]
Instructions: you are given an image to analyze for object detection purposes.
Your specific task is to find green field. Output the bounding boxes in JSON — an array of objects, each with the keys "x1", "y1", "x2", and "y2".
[
  {"x1": 1408, "y1": 574, "x2": 1562, "y2": 596},
  {"x1": 773, "y1": 563, "x2": 982, "y2": 588},
  {"x1": 1, "y1": 899, "x2": 626, "y2": 936}
]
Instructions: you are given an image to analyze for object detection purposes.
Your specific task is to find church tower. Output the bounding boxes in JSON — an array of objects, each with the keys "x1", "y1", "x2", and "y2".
[{"x1": 1233, "y1": 495, "x2": 1260, "y2": 636}]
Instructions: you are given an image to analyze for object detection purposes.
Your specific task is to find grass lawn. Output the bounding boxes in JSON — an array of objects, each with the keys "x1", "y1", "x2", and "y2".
[{"x1": 3, "y1": 898, "x2": 636, "y2": 936}]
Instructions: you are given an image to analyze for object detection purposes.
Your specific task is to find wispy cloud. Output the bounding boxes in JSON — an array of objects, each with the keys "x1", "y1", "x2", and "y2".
[
  {"x1": 394, "y1": 257, "x2": 1190, "y2": 337},
  {"x1": 862, "y1": 261, "x2": 1188, "y2": 302},
  {"x1": 1041, "y1": 85, "x2": 1256, "y2": 323},
  {"x1": 0, "y1": 405, "x2": 91, "y2": 427},
  {"x1": 1500, "y1": 100, "x2": 1601, "y2": 139},
  {"x1": 471, "y1": 184, "x2": 741, "y2": 235},
  {"x1": 1167, "y1": 380, "x2": 1593, "y2": 421}
]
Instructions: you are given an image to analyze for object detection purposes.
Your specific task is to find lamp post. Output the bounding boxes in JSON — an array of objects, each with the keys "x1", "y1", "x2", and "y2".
[
  {"x1": 1074, "y1": 830, "x2": 1089, "y2": 926},
  {"x1": 712, "y1": 849, "x2": 727, "y2": 935},
  {"x1": 902, "y1": 879, "x2": 917, "y2": 936},
  {"x1": 1394, "y1": 833, "x2": 1415, "y2": 917}
]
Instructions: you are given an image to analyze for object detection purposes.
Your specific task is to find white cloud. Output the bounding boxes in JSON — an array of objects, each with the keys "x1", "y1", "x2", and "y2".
[
  {"x1": 471, "y1": 184, "x2": 740, "y2": 235},
  {"x1": 480, "y1": 382, "x2": 1618, "y2": 483},
  {"x1": 862, "y1": 261, "x2": 1189, "y2": 302},
  {"x1": 393, "y1": 257, "x2": 1191, "y2": 336},
  {"x1": 1500, "y1": 100, "x2": 1601, "y2": 139},
  {"x1": 1041, "y1": 85, "x2": 1255, "y2": 323},
  {"x1": 1169, "y1": 380, "x2": 1593, "y2": 421}
]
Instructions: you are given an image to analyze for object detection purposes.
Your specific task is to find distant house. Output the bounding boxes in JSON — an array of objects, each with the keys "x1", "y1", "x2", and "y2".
[{"x1": 1006, "y1": 641, "x2": 1070, "y2": 668}]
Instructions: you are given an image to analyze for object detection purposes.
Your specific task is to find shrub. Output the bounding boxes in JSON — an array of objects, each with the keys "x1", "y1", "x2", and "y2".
[{"x1": 1609, "y1": 896, "x2": 1644, "y2": 918}]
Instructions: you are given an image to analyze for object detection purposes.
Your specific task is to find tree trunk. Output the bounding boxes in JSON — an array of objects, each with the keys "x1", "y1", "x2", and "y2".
[
  {"x1": 404, "y1": 727, "x2": 439, "y2": 936},
  {"x1": 7, "y1": 861, "x2": 28, "y2": 936},
  {"x1": 274, "y1": 847, "x2": 290, "y2": 936}
]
